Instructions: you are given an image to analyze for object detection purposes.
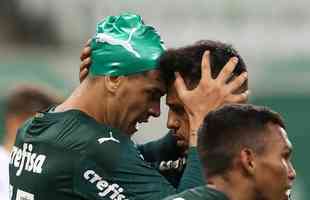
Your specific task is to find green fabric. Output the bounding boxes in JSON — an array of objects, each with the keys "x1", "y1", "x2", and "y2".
[
  {"x1": 138, "y1": 131, "x2": 181, "y2": 163},
  {"x1": 139, "y1": 133, "x2": 205, "y2": 189},
  {"x1": 163, "y1": 186, "x2": 229, "y2": 200},
  {"x1": 90, "y1": 12, "x2": 165, "y2": 76},
  {"x1": 10, "y1": 109, "x2": 203, "y2": 200}
]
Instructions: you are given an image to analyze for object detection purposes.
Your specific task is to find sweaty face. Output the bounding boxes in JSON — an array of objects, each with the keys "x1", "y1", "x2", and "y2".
[
  {"x1": 166, "y1": 85, "x2": 190, "y2": 152},
  {"x1": 117, "y1": 69, "x2": 165, "y2": 135},
  {"x1": 253, "y1": 123, "x2": 296, "y2": 200}
]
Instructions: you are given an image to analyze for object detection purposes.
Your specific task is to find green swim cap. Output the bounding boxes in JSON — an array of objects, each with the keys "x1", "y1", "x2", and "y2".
[{"x1": 90, "y1": 12, "x2": 166, "y2": 76}]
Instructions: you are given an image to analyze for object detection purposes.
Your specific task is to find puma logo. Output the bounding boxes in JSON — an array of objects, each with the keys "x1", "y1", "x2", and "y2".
[
  {"x1": 98, "y1": 132, "x2": 120, "y2": 144},
  {"x1": 95, "y1": 28, "x2": 141, "y2": 58}
]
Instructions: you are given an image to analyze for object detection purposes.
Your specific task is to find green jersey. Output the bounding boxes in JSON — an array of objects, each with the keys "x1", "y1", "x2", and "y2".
[
  {"x1": 162, "y1": 186, "x2": 229, "y2": 200},
  {"x1": 9, "y1": 109, "x2": 203, "y2": 200}
]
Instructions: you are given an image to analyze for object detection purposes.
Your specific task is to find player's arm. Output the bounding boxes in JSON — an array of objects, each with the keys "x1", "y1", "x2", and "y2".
[
  {"x1": 73, "y1": 131, "x2": 204, "y2": 200},
  {"x1": 74, "y1": 150, "x2": 204, "y2": 200},
  {"x1": 73, "y1": 135, "x2": 126, "y2": 200},
  {"x1": 74, "y1": 158, "x2": 125, "y2": 200}
]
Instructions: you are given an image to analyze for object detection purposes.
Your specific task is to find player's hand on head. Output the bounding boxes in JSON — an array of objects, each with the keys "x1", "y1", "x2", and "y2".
[
  {"x1": 79, "y1": 39, "x2": 92, "y2": 83},
  {"x1": 216, "y1": 54, "x2": 249, "y2": 104},
  {"x1": 174, "y1": 50, "x2": 249, "y2": 130}
]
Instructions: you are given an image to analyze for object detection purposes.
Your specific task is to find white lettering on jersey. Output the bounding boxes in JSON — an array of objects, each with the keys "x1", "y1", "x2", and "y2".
[
  {"x1": 84, "y1": 170, "x2": 128, "y2": 200},
  {"x1": 95, "y1": 28, "x2": 141, "y2": 58},
  {"x1": 98, "y1": 131, "x2": 120, "y2": 144},
  {"x1": 159, "y1": 157, "x2": 186, "y2": 172},
  {"x1": 9, "y1": 184, "x2": 13, "y2": 200},
  {"x1": 16, "y1": 188, "x2": 34, "y2": 200},
  {"x1": 10, "y1": 143, "x2": 46, "y2": 176}
]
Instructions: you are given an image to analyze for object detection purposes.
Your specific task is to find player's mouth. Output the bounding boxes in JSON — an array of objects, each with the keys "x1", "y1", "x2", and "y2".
[
  {"x1": 171, "y1": 131, "x2": 188, "y2": 149},
  {"x1": 171, "y1": 131, "x2": 186, "y2": 141}
]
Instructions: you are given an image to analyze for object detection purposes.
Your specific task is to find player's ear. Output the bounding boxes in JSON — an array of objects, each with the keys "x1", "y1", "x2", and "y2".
[
  {"x1": 104, "y1": 76, "x2": 124, "y2": 94},
  {"x1": 240, "y1": 148, "x2": 256, "y2": 176}
]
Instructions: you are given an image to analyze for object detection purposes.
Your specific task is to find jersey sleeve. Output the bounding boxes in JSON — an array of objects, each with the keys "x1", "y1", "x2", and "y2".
[
  {"x1": 73, "y1": 129, "x2": 204, "y2": 200},
  {"x1": 73, "y1": 149, "x2": 204, "y2": 200},
  {"x1": 73, "y1": 156, "x2": 127, "y2": 200},
  {"x1": 73, "y1": 133, "x2": 126, "y2": 200},
  {"x1": 177, "y1": 148, "x2": 205, "y2": 191}
]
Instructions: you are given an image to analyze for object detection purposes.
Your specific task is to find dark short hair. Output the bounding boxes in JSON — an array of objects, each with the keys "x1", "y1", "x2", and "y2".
[
  {"x1": 4, "y1": 85, "x2": 61, "y2": 117},
  {"x1": 159, "y1": 40, "x2": 247, "y2": 89},
  {"x1": 198, "y1": 104, "x2": 285, "y2": 178}
]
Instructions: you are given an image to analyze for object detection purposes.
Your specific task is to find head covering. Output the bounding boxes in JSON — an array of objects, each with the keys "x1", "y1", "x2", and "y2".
[{"x1": 90, "y1": 12, "x2": 166, "y2": 76}]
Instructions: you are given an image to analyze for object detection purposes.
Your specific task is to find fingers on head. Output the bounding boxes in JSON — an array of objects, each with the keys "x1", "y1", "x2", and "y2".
[
  {"x1": 201, "y1": 51, "x2": 211, "y2": 79},
  {"x1": 217, "y1": 57, "x2": 239, "y2": 83},
  {"x1": 80, "y1": 46, "x2": 91, "y2": 61},
  {"x1": 80, "y1": 57, "x2": 91, "y2": 71},
  {"x1": 227, "y1": 72, "x2": 248, "y2": 92},
  {"x1": 226, "y1": 90, "x2": 250, "y2": 103}
]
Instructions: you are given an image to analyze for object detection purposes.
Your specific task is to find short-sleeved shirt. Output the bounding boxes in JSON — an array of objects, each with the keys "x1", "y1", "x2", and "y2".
[
  {"x1": 9, "y1": 109, "x2": 204, "y2": 200},
  {"x1": 162, "y1": 186, "x2": 229, "y2": 200}
]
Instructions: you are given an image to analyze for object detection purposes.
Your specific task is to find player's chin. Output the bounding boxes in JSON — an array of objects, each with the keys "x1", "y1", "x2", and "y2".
[
  {"x1": 177, "y1": 140, "x2": 189, "y2": 153},
  {"x1": 283, "y1": 190, "x2": 291, "y2": 200},
  {"x1": 177, "y1": 140, "x2": 187, "y2": 147},
  {"x1": 127, "y1": 124, "x2": 138, "y2": 135},
  {"x1": 276, "y1": 190, "x2": 290, "y2": 200}
]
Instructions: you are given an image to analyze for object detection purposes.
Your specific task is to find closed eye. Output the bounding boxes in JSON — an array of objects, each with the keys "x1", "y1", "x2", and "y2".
[
  {"x1": 167, "y1": 104, "x2": 185, "y2": 115},
  {"x1": 282, "y1": 149, "x2": 292, "y2": 160}
]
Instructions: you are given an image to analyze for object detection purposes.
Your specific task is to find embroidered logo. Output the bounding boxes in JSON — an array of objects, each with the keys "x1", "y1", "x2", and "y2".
[{"x1": 98, "y1": 131, "x2": 120, "y2": 144}]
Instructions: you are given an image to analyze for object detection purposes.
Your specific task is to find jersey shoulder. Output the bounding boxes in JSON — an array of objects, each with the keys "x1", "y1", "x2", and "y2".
[
  {"x1": 17, "y1": 109, "x2": 125, "y2": 148},
  {"x1": 163, "y1": 186, "x2": 229, "y2": 200}
]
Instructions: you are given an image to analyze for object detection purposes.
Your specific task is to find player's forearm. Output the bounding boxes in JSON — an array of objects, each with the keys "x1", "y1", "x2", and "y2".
[
  {"x1": 188, "y1": 114, "x2": 205, "y2": 147},
  {"x1": 176, "y1": 147, "x2": 205, "y2": 192},
  {"x1": 188, "y1": 128, "x2": 199, "y2": 147}
]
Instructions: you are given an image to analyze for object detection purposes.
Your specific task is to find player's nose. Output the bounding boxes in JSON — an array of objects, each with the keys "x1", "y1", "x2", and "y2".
[
  {"x1": 167, "y1": 110, "x2": 180, "y2": 130},
  {"x1": 288, "y1": 162, "x2": 296, "y2": 181}
]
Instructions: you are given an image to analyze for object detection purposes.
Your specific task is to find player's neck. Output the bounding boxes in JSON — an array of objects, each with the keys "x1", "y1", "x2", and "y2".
[
  {"x1": 55, "y1": 81, "x2": 110, "y2": 125},
  {"x1": 207, "y1": 173, "x2": 254, "y2": 200}
]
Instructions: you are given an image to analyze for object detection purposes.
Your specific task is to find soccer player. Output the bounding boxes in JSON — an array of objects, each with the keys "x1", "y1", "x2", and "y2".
[
  {"x1": 0, "y1": 85, "x2": 61, "y2": 200},
  {"x1": 157, "y1": 40, "x2": 249, "y2": 186},
  {"x1": 80, "y1": 40, "x2": 249, "y2": 187},
  {"x1": 9, "y1": 13, "x2": 248, "y2": 200},
  {"x1": 163, "y1": 104, "x2": 296, "y2": 200}
]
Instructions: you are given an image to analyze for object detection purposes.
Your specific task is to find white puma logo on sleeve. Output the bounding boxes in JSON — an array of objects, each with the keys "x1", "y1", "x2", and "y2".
[{"x1": 98, "y1": 131, "x2": 120, "y2": 144}]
